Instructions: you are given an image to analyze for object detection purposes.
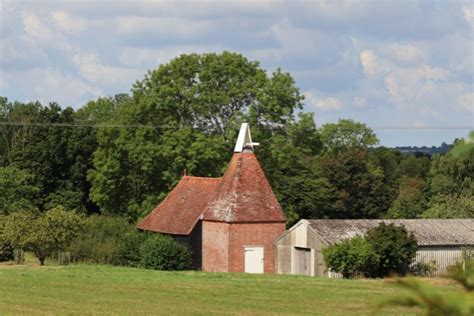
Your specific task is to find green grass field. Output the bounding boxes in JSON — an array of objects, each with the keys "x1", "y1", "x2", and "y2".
[{"x1": 0, "y1": 263, "x2": 458, "y2": 315}]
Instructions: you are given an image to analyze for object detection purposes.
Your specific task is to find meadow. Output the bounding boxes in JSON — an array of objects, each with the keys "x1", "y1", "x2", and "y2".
[{"x1": 0, "y1": 263, "x2": 460, "y2": 315}]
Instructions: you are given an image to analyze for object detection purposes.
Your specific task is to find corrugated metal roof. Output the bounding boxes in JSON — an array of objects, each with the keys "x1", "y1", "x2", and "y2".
[{"x1": 307, "y1": 219, "x2": 474, "y2": 246}]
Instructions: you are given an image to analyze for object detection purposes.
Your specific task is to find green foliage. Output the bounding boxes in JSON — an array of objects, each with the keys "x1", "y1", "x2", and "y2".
[
  {"x1": 69, "y1": 215, "x2": 136, "y2": 264},
  {"x1": 323, "y1": 236, "x2": 379, "y2": 278},
  {"x1": 410, "y1": 261, "x2": 438, "y2": 277},
  {"x1": 0, "y1": 98, "x2": 98, "y2": 213},
  {"x1": 2, "y1": 207, "x2": 84, "y2": 265},
  {"x1": 0, "y1": 166, "x2": 39, "y2": 215},
  {"x1": 116, "y1": 230, "x2": 148, "y2": 267},
  {"x1": 319, "y1": 148, "x2": 396, "y2": 218},
  {"x1": 319, "y1": 119, "x2": 379, "y2": 152},
  {"x1": 387, "y1": 177, "x2": 426, "y2": 219},
  {"x1": 0, "y1": 215, "x2": 13, "y2": 261},
  {"x1": 139, "y1": 234, "x2": 192, "y2": 271},
  {"x1": 324, "y1": 223, "x2": 418, "y2": 278},
  {"x1": 423, "y1": 140, "x2": 473, "y2": 218},
  {"x1": 365, "y1": 223, "x2": 418, "y2": 277}
]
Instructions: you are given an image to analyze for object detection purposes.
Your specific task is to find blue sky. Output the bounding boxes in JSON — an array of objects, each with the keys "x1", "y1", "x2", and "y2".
[{"x1": 0, "y1": 0, "x2": 472, "y2": 146}]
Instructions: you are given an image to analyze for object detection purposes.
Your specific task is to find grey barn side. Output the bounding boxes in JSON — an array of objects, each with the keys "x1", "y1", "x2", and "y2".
[{"x1": 276, "y1": 219, "x2": 474, "y2": 277}]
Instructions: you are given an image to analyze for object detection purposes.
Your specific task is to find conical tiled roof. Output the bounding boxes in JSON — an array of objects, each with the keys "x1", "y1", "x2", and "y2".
[{"x1": 202, "y1": 152, "x2": 286, "y2": 223}]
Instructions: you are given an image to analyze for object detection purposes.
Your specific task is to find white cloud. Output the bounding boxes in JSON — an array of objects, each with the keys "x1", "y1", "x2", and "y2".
[
  {"x1": 8, "y1": 68, "x2": 102, "y2": 106},
  {"x1": 384, "y1": 65, "x2": 448, "y2": 103},
  {"x1": 50, "y1": 10, "x2": 87, "y2": 33},
  {"x1": 116, "y1": 16, "x2": 213, "y2": 37},
  {"x1": 463, "y1": 6, "x2": 474, "y2": 24},
  {"x1": 360, "y1": 49, "x2": 388, "y2": 76},
  {"x1": 457, "y1": 93, "x2": 474, "y2": 112},
  {"x1": 385, "y1": 43, "x2": 426, "y2": 64},
  {"x1": 73, "y1": 52, "x2": 142, "y2": 85},
  {"x1": 21, "y1": 11, "x2": 54, "y2": 42},
  {"x1": 305, "y1": 91, "x2": 342, "y2": 111},
  {"x1": 119, "y1": 46, "x2": 221, "y2": 67},
  {"x1": 353, "y1": 96, "x2": 367, "y2": 108}
]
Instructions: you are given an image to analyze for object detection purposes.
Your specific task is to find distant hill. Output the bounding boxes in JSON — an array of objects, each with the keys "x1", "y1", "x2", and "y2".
[{"x1": 391, "y1": 142, "x2": 452, "y2": 155}]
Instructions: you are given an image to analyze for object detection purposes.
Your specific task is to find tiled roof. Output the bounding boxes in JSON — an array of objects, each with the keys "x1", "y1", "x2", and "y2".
[
  {"x1": 138, "y1": 152, "x2": 286, "y2": 235},
  {"x1": 307, "y1": 219, "x2": 474, "y2": 246},
  {"x1": 202, "y1": 152, "x2": 286, "y2": 223},
  {"x1": 137, "y1": 176, "x2": 221, "y2": 235}
]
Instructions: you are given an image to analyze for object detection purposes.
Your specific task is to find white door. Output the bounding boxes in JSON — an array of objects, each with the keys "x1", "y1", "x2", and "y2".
[{"x1": 244, "y1": 246, "x2": 264, "y2": 273}]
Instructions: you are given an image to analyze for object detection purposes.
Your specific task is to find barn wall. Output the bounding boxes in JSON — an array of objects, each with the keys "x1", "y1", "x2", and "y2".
[
  {"x1": 276, "y1": 222, "x2": 327, "y2": 276},
  {"x1": 202, "y1": 221, "x2": 229, "y2": 272},
  {"x1": 416, "y1": 246, "x2": 473, "y2": 275},
  {"x1": 228, "y1": 222, "x2": 286, "y2": 273}
]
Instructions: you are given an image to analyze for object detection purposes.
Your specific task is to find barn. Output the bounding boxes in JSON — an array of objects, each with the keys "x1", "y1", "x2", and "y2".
[
  {"x1": 137, "y1": 123, "x2": 286, "y2": 273},
  {"x1": 276, "y1": 219, "x2": 474, "y2": 277}
]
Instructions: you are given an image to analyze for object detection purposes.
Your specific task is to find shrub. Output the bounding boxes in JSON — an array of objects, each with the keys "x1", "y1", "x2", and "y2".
[
  {"x1": 116, "y1": 230, "x2": 149, "y2": 267},
  {"x1": 139, "y1": 234, "x2": 192, "y2": 271},
  {"x1": 410, "y1": 261, "x2": 438, "y2": 277},
  {"x1": 323, "y1": 236, "x2": 379, "y2": 278},
  {"x1": 69, "y1": 215, "x2": 135, "y2": 264},
  {"x1": 365, "y1": 223, "x2": 417, "y2": 277}
]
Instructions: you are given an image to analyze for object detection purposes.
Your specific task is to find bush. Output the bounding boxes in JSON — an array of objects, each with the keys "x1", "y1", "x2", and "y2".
[
  {"x1": 323, "y1": 236, "x2": 379, "y2": 278},
  {"x1": 69, "y1": 215, "x2": 136, "y2": 264},
  {"x1": 365, "y1": 223, "x2": 417, "y2": 277},
  {"x1": 410, "y1": 261, "x2": 438, "y2": 277},
  {"x1": 139, "y1": 234, "x2": 192, "y2": 271},
  {"x1": 116, "y1": 230, "x2": 149, "y2": 267}
]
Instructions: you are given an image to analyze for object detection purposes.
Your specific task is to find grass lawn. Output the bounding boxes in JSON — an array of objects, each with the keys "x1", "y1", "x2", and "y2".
[{"x1": 0, "y1": 263, "x2": 459, "y2": 315}]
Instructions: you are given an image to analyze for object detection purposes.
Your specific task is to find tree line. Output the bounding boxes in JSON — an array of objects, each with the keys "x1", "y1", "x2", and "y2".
[{"x1": 1, "y1": 52, "x2": 473, "y2": 224}]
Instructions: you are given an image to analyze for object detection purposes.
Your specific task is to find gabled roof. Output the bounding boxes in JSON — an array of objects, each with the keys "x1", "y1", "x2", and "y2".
[
  {"x1": 202, "y1": 152, "x2": 286, "y2": 223},
  {"x1": 306, "y1": 219, "x2": 474, "y2": 246},
  {"x1": 137, "y1": 176, "x2": 221, "y2": 235}
]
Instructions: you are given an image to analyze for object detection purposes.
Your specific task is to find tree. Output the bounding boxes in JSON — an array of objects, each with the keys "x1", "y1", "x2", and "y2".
[
  {"x1": 88, "y1": 52, "x2": 304, "y2": 219},
  {"x1": 386, "y1": 177, "x2": 426, "y2": 219},
  {"x1": 0, "y1": 99, "x2": 99, "y2": 213},
  {"x1": 365, "y1": 223, "x2": 417, "y2": 277},
  {"x1": 319, "y1": 119, "x2": 378, "y2": 152},
  {"x1": 323, "y1": 236, "x2": 379, "y2": 278},
  {"x1": 423, "y1": 139, "x2": 473, "y2": 218},
  {"x1": 0, "y1": 166, "x2": 39, "y2": 215},
  {"x1": 2, "y1": 207, "x2": 84, "y2": 265},
  {"x1": 318, "y1": 148, "x2": 394, "y2": 218}
]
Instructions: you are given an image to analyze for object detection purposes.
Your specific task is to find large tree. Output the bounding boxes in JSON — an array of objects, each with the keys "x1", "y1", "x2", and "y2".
[{"x1": 88, "y1": 52, "x2": 304, "y2": 219}]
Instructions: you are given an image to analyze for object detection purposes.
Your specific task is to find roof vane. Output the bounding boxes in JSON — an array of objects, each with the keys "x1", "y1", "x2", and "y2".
[{"x1": 234, "y1": 123, "x2": 260, "y2": 153}]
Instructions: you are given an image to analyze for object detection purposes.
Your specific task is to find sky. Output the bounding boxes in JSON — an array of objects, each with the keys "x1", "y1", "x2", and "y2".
[{"x1": 0, "y1": 0, "x2": 473, "y2": 147}]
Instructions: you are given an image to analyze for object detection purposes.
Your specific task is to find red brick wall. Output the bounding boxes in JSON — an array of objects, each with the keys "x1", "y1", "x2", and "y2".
[
  {"x1": 202, "y1": 221, "x2": 229, "y2": 272},
  {"x1": 202, "y1": 220, "x2": 286, "y2": 273},
  {"x1": 228, "y1": 222, "x2": 286, "y2": 273}
]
